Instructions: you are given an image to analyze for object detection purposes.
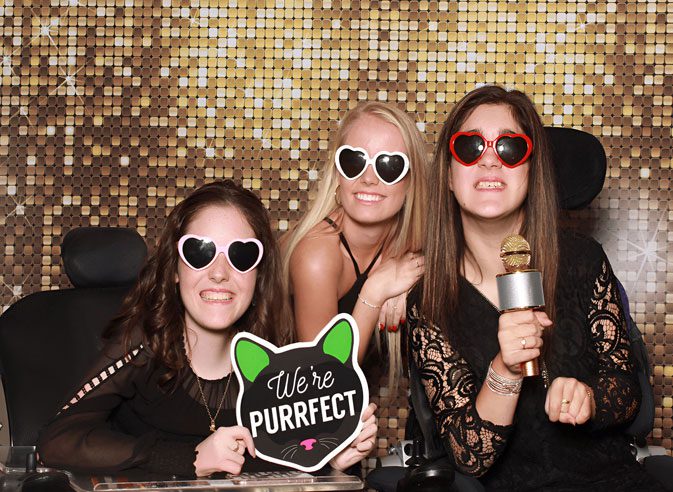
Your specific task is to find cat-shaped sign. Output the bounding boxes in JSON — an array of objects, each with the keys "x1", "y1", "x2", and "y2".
[{"x1": 231, "y1": 314, "x2": 368, "y2": 472}]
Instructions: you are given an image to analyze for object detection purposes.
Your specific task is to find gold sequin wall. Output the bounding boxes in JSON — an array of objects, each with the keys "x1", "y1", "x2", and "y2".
[{"x1": 0, "y1": 0, "x2": 672, "y2": 455}]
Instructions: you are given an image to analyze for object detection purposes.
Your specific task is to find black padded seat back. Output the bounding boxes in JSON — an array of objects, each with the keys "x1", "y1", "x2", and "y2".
[
  {"x1": 545, "y1": 127, "x2": 607, "y2": 210},
  {"x1": 62, "y1": 227, "x2": 147, "y2": 288},
  {"x1": 616, "y1": 281, "x2": 655, "y2": 443},
  {"x1": 0, "y1": 227, "x2": 146, "y2": 446},
  {"x1": 0, "y1": 287, "x2": 130, "y2": 446}
]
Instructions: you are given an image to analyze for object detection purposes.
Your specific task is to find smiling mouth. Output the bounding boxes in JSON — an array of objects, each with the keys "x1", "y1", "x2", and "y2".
[
  {"x1": 201, "y1": 292, "x2": 233, "y2": 301},
  {"x1": 475, "y1": 181, "x2": 504, "y2": 190},
  {"x1": 355, "y1": 193, "x2": 384, "y2": 202}
]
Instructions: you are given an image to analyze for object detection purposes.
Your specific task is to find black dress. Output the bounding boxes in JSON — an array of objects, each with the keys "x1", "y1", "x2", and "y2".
[
  {"x1": 37, "y1": 333, "x2": 284, "y2": 478},
  {"x1": 407, "y1": 232, "x2": 666, "y2": 491}
]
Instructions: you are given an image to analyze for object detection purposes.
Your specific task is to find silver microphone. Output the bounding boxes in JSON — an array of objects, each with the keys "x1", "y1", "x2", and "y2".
[{"x1": 496, "y1": 234, "x2": 544, "y2": 377}]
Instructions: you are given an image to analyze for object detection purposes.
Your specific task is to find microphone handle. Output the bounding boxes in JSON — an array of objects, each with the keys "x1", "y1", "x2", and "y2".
[
  {"x1": 501, "y1": 307, "x2": 541, "y2": 377},
  {"x1": 520, "y1": 359, "x2": 539, "y2": 377}
]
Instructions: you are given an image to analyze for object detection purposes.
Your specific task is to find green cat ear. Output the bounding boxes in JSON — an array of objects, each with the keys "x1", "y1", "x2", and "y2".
[
  {"x1": 321, "y1": 319, "x2": 353, "y2": 364},
  {"x1": 235, "y1": 339, "x2": 270, "y2": 383}
]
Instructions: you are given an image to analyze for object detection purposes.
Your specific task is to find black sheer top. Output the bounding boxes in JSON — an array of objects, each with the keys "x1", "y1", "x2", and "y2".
[
  {"x1": 408, "y1": 232, "x2": 665, "y2": 491},
  {"x1": 37, "y1": 333, "x2": 283, "y2": 478},
  {"x1": 323, "y1": 217, "x2": 383, "y2": 314}
]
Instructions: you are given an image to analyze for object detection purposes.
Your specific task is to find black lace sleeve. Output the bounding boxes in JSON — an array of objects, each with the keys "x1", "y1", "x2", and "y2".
[
  {"x1": 408, "y1": 304, "x2": 512, "y2": 477},
  {"x1": 37, "y1": 337, "x2": 198, "y2": 477},
  {"x1": 584, "y1": 257, "x2": 641, "y2": 430}
]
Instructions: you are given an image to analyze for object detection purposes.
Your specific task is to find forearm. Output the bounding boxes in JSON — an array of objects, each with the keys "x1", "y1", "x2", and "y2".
[
  {"x1": 40, "y1": 421, "x2": 199, "y2": 478},
  {"x1": 586, "y1": 369, "x2": 641, "y2": 430},
  {"x1": 139, "y1": 439, "x2": 200, "y2": 478},
  {"x1": 474, "y1": 354, "x2": 520, "y2": 426},
  {"x1": 585, "y1": 259, "x2": 642, "y2": 430},
  {"x1": 38, "y1": 420, "x2": 154, "y2": 473},
  {"x1": 431, "y1": 386, "x2": 513, "y2": 476},
  {"x1": 411, "y1": 317, "x2": 513, "y2": 476},
  {"x1": 351, "y1": 284, "x2": 384, "y2": 362}
]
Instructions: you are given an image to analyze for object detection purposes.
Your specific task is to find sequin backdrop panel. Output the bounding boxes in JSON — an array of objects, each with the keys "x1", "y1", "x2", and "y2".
[{"x1": 0, "y1": 0, "x2": 671, "y2": 456}]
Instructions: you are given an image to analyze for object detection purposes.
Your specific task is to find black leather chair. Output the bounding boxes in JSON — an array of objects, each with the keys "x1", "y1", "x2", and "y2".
[
  {"x1": 0, "y1": 227, "x2": 147, "y2": 446},
  {"x1": 367, "y1": 127, "x2": 673, "y2": 492},
  {"x1": 617, "y1": 283, "x2": 673, "y2": 490}
]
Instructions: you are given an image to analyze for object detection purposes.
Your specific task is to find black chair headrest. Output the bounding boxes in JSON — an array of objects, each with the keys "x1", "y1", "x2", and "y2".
[
  {"x1": 545, "y1": 127, "x2": 607, "y2": 210},
  {"x1": 61, "y1": 227, "x2": 147, "y2": 288}
]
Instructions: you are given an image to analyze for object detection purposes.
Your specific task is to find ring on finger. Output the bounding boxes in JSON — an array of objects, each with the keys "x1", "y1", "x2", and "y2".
[
  {"x1": 520, "y1": 337, "x2": 527, "y2": 349},
  {"x1": 561, "y1": 398, "x2": 570, "y2": 407}
]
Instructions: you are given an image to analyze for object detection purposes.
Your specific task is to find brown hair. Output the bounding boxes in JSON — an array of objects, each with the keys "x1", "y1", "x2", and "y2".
[
  {"x1": 422, "y1": 86, "x2": 558, "y2": 347},
  {"x1": 108, "y1": 180, "x2": 293, "y2": 384}
]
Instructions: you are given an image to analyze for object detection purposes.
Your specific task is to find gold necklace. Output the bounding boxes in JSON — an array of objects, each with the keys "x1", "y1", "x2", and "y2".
[{"x1": 191, "y1": 363, "x2": 232, "y2": 432}]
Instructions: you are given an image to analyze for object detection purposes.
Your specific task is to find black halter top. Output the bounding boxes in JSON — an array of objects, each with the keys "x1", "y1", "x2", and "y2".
[{"x1": 324, "y1": 217, "x2": 384, "y2": 314}]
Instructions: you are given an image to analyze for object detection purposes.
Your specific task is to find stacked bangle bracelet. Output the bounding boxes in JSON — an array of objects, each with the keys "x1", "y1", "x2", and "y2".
[{"x1": 486, "y1": 361, "x2": 522, "y2": 396}]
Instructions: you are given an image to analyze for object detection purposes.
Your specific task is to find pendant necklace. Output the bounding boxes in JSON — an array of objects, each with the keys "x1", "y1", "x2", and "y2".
[{"x1": 191, "y1": 361, "x2": 232, "y2": 432}]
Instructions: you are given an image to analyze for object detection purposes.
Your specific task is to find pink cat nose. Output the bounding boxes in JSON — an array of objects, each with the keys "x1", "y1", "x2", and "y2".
[{"x1": 300, "y1": 438, "x2": 317, "y2": 451}]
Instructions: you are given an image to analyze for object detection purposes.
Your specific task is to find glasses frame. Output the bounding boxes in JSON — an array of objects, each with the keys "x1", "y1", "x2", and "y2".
[
  {"x1": 334, "y1": 144, "x2": 411, "y2": 185},
  {"x1": 449, "y1": 132, "x2": 533, "y2": 168},
  {"x1": 177, "y1": 234, "x2": 264, "y2": 274}
]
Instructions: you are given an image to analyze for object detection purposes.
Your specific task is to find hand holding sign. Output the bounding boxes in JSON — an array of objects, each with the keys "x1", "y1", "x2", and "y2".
[
  {"x1": 194, "y1": 425, "x2": 256, "y2": 476},
  {"x1": 329, "y1": 402, "x2": 378, "y2": 471},
  {"x1": 231, "y1": 314, "x2": 370, "y2": 472}
]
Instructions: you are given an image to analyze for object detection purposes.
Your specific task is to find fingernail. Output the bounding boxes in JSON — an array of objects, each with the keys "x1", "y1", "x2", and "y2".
[
  {"x1": 379, "y1": 323, "x2": 385, "y2": 332},
  {"x1": 400, "y1": 318, "x2": 406, "y2": 326},
  {"x1": 388, "y1": 325, "x2": 398, "y2": 333}
]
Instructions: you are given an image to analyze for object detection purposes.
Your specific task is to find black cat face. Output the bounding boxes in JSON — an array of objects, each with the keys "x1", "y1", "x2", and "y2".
[{"x1": 232, "y1": 315, "x2": 368, "y2": 472}]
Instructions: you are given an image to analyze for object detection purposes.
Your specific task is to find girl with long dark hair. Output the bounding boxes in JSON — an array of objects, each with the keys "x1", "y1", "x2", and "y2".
[
  {"x1": 38, "y1": 180, "x2": 376, "y2": 477},
  {"x1": 408, "y1": 86, "x2": 665, "y2": 490}
]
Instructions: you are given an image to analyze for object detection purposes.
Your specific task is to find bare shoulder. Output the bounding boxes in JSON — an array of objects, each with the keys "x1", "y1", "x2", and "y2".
[{"x1": 290, "y1": 222, "x2": 342, "y2": 278}]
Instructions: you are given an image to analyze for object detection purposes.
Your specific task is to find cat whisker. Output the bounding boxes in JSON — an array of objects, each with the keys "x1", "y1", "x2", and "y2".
[{"x1": 281, "y1": 444, "x2": 299, "y2": 459}]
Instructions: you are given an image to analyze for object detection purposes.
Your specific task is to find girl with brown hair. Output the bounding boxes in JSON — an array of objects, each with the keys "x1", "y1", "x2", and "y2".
[
  {"x1": 38, "y1": 180, "x2": 377, "y2": 478},
  {"x1": 408, "y1": 86, "x2": 665, "y2": 490}
]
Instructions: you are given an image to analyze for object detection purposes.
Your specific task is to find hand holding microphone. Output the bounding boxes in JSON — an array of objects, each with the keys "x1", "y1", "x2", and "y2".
[
  {"x1": 496, "y1": 310, "x2": 551, "y2": 377},
  {"x1": 496, "y1": 235, "x2": 551, "y2": 377}
]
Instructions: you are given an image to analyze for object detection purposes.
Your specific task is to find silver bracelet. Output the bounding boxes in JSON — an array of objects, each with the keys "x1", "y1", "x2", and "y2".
[
  {"x1": 486, "y1": 361, "x2": 522, "y2": 396},
  {"x1": 357, "y1": 293, "x2": 381, "y2": 310}
]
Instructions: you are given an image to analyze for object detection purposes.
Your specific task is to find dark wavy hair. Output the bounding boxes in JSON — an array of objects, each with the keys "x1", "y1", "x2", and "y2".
[
  {"x1": 422, "y1": 85, "x2": 559, "y2": 349},
  {"x1": 107, "y1": 180, "x2": 293, "y2": 384}
]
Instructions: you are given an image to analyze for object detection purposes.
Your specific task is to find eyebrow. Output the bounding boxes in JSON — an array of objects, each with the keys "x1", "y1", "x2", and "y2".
[{"x1": 464, "y1": 128, "x2": 520, "y2": 135}]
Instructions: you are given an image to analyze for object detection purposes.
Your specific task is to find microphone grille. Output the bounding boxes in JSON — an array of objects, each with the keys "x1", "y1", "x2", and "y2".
[{"x1": 500, "y1": 234, "x2": 531, "y2": 272}]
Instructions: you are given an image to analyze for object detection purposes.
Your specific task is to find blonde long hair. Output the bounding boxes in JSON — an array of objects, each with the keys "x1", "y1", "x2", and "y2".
[{"x1": 283, "y1": 101, "x2": 428, "y2": 387}]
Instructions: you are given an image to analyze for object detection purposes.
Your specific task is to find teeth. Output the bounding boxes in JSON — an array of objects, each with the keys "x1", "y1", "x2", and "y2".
[
  {"x1": 355, "y1": 193, "x2": 383, "y2": 202},
  {"x1": 201, "y1": 292, "x2": 233, "y2": 301},
  {"x1": 476, "y1": 181, "x2": 504, "y2": 189}
]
